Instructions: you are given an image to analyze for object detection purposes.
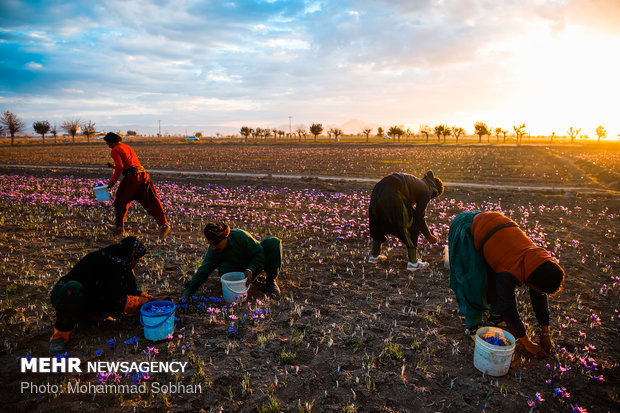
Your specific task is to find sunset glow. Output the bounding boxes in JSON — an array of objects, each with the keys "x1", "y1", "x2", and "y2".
[{"x1": 1, "y1": 0, "x2": 619, "y2": 138}]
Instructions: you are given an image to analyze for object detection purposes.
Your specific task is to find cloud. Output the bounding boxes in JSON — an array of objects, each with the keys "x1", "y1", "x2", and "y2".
[
  {"x1": 25, "y1": 61, "x2": 43, "y2": 70},
  {"x1": 0, "y1": 0, "x2": 618, "y2": 136},
  {"x1": 61, "y1": 88, "x2": 84, "y2": 94}
]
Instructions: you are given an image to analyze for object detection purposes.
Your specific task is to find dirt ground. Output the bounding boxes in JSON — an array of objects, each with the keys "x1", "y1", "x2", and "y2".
[
  {"x1": 1, "y1": 142, "x2": 618, "y2": 189},
  {"x1": 0, "y1": 144, "x2": 618, "y2": 412}
]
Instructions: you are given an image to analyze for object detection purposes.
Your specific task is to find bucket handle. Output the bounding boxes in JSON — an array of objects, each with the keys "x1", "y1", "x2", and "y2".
[
  {"x1": 140, "y1": 306, "x2": 178, "y2": 329},
  {"x1": 226, "y1": 280, "x2": 250, "y2": 295}
]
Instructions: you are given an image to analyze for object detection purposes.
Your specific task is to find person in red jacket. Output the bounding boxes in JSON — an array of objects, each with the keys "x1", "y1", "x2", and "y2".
[{"x1": 104, "y1": 132, "x2": 170, "y2": 237}]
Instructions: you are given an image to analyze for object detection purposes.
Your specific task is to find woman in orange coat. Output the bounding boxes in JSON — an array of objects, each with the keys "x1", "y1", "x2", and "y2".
[{"x1": 448, "y1": 211, "x2": 565, "y2": 358}]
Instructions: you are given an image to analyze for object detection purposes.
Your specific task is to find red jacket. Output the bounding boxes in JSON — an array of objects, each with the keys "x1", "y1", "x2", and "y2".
[
  {"x1": 471, "y1": 212, "x2": 552, "y2": 284},
  {"x1": 109, "y1": 143, "x2": 142, "y2": 185}
]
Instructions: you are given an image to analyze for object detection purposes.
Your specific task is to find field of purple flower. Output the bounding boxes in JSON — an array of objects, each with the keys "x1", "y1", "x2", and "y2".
[{"x1": 0, "y1": 145, "x2": 618, "y2": 412}]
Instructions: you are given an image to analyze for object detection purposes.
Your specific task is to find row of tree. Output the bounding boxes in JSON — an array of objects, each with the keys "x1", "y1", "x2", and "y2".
[
  {"x1": 0, "y1": 110, "x2": 612, "y2": 145},
  {"x1": 240, "y1": 122, "x2": 609, "y2": 144},
  {"x1": 0, "y1": 111, "x2": 99, "y2": 145},
  {"x1": 239, "y1": 124, "x2": 345, "y2": 143}
]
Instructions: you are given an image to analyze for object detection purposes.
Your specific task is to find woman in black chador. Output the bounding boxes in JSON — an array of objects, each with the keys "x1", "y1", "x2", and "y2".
[{"x1": 368, "y1": 171, "x2": 443, "y2": 271}]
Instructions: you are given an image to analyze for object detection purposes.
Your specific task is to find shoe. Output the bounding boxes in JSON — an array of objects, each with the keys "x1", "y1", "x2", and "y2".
[
  {"x1": 265, "y1": 280, "x2": 281, "y2": 297},
  {"x1": 465, "y1": 325, "x2": 481, "y2": 342},
  {"x1": 407, "y1": 260, "x2": 429, "y2": 271},
  {"x1": 487, "y1": 313, "x2": 507, "y2": 328},
  {"x1": 107, "y1": 224, "x2": 125, "y2": 235},
  {"x1": 49, "y1": 338, "x2": 65, "y2": 355},
  {"x1": 158, "y1": 223, "x2": 171, "y2": 238},
  {"x1": 368, "y1": 255, "x2": 387, "y2": 264}
]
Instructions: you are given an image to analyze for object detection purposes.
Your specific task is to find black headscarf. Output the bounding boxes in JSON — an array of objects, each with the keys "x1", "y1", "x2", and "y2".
[
  {"x1": 422, "y1": 170, "x2": 444, "y2": 198},
  {"x1": 203, "y1": 222, "x2": 230, "y2": 244},
  {"x1": 103, "y1": 132, "x2": 122, "y2": 143},
  {"x1": 101, "y1": 236, "x2": 146, "y2": 268}
]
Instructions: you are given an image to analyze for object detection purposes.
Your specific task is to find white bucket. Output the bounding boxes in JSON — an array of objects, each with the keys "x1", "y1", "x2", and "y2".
[
  {"x1": 93, "y1": 184, "x2": 112, "y2": 202},
  {"x1": 473, "y1": 326, "x2": 516, "y2": 376},
  {"x1": 220, "y1": 272, "x2": 250, "y2": 304}
]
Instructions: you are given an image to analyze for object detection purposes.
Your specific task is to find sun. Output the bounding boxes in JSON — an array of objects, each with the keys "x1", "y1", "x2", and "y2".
[{"x1": 513, "y1": 26, "x2": 620, "y2": 136}]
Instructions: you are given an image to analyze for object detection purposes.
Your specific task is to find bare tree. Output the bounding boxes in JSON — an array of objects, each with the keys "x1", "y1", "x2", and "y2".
[
  {"x1": 451, "y1": 126, "x2": 465, "y2": 143},
  {"x1": 328, "y1": 128, "x2": 343, "y2": 143},
  {"x1": 240, "y1": 126, "x2": 252, "y2": 143},
  {"x1": 388, "y1": 126, "x2": 404, "y2": 142},
  {"x1": 310, "y1": 123, "x2": 323, "y2": 142},
  {"x1": 441, "y1": 125, "x2": 451, "y2": 143},
  {"x1": 419, "y1": 124, "x2": 431, "y2": 143},
  {"x1": 396, "y1": 126, "x2": 405, "y2": 142},
  {"x1": 296, "y1": 127, "x2": 307, "y2": 142},
  {"x1": 362, "y1": 128, "x2": 372, "y2": 143},
  {"x1": 33, "y1": 120, "x2": 51, "y2": 143},
  {"x1": 474, "y1": 122, "x2": 490, "y2": 144},
  {"x1": 1, "y1": 111, "x2": 26, "y2": 145},
  {"x1": 513, "y1": 124, "x2": 526, "y2": 145},
  {"x1": 501, "y1": 129, "x2": 508, "y2": 143},
  {"x1": 433, "y1": 125, "x2": 445, "y2": 143},
  {"x1": 50, "y1": 124, "x2": 58, "y2": 144},
  {"x1": 567, "y1": 127, "x2": 581, "y2": 143},
  {"x1": 252, "y1": 127, "x2": 263, "y2": 140},
  {"x1": 82, "y1": 120, "x2": 96, "y2": 143},
  {"x1": 494, "y1": 127, "x2": 502, "y2": 144},
  {"x1": 595, "y1": 125, "x2": 606, "y2": 143},
  {"x1": 62, "y1": 119, "x2": 81, "y2": 143}
]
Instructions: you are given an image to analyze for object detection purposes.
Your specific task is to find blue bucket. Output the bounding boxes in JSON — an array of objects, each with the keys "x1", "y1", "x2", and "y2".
[
  {"x1": 140, "y1": 301, "x2": 177, "y2": 341},
  {"x1": 93, "y1": 184, "x2": 112, "y2": 202}
]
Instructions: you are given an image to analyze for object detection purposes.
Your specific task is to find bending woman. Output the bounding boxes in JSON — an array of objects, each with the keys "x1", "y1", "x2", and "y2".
[{"x1": 448, "y1": 211, "x2": 565, "y2": 358}]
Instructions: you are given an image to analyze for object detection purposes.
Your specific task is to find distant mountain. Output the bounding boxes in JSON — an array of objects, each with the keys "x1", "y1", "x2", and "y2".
[{"x1": 338, "y1": 119, "x2": 379, "y2": 134}]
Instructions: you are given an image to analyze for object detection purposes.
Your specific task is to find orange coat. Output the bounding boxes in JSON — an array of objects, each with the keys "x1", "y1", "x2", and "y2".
[
  {"x1": 110, "y1": 143, "x2": 143, "y2": 185},
  {"x1": 471, "y1": 212, "x2": 552, "y2": 284}
]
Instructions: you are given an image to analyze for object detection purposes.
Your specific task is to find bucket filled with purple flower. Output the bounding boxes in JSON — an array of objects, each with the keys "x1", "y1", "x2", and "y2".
[{"x1": 140, "y1": 300, "x2": 177, "y2": 341}]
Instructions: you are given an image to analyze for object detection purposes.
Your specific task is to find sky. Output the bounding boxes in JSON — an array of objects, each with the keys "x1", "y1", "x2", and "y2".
[{"x1": 1, "y1": 0, "x2": 619, "y2": 138}]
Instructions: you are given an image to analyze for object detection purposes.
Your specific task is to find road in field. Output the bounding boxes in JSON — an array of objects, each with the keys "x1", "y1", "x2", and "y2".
[{"x1": 2, "y1": 163, "x2": 618, "y2": 195}]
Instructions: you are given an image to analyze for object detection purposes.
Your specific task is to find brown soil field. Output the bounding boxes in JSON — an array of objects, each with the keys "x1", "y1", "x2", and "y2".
[
  {"x1": 0, "y1": 143, "x2": 618, "y2": 412},
  {"x1": 1, "y1": 142, "x2": 619, "y2": 189}
]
